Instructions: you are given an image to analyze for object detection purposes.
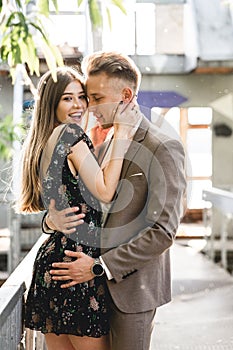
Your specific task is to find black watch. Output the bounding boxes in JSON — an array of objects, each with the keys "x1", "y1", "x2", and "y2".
[{"x1": 91, "y1": 258, "x2": 105, "y2": 277}]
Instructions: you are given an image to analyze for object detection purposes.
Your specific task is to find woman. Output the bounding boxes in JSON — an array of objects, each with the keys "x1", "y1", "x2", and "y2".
[{"x1": 17, "y1": 66, "x2": 136, "y2": 350}]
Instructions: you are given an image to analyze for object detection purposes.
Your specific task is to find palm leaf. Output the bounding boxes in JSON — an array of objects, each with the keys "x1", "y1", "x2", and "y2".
[
  {"x1": 106, "y1": 7, "x2": 112, "y2": 30},
  {"x1": 38, "y1": 0, "x2": 49, "y2": 17},
  {"x1": 88, "y1": 0, "x2": 103, "y2": 28},
  {"x1": 40, "y1": 38, "x2": 64, "y2": 81},
  {"x1": 111, "y1": 0, "x2": 127, "y2": 15},
  {"x1": 77, "y1": 0, "x2": 84, "y2": 7}
]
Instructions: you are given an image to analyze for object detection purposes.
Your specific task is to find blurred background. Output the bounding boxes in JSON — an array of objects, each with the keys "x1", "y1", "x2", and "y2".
[{"x1": 0, "y1": 0, "x2": 233, "y2": 347}]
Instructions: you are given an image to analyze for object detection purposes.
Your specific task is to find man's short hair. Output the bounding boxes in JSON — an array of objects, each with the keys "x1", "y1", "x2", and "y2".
[{"x1": 82, "y1": 51, "x2": 141, "y2": 94}]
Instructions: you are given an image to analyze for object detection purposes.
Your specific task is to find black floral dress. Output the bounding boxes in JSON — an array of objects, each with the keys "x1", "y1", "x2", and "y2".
[{"x1": 25, "y1": 124, "x2": 110, "y2": 337}]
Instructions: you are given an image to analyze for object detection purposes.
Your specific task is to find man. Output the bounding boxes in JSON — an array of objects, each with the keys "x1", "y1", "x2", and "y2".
[{"x1": 43, "y1": 51, "x2": 186, "y2": 350}]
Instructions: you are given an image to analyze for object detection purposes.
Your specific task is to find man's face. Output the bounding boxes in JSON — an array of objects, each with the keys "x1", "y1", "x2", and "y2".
[{"x1": 86, "y1": 72, "x2": 123, "y2": 129}]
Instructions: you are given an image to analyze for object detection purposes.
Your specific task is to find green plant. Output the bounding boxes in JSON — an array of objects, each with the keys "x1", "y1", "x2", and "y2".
[
  {"x1": 0, "y1": 0, "x2": 126, "y2": 82},
  {"x1": 0, "y1": 114, "x2": 24, "y2": 160},
  {"x1": 0, "y1": 0, "x2": 63, "y2": 82}
]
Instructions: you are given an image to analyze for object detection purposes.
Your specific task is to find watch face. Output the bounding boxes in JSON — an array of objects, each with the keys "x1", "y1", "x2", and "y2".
[{"x1": 93, "y1": 263, "x2": 104, "y2": 276}]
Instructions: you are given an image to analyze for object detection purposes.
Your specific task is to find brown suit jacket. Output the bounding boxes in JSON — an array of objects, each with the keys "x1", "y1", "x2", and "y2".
[{"x1": 100, "y1": 116, "x2": 186, "y2": 313}]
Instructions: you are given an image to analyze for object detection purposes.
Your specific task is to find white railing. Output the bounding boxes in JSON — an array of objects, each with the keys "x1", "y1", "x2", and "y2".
[
  {"x1": 0, "y1": 234, "x2": 47, "y2": 350},
  {"x1": 202, "y1": 187, "x2": 233, "y2": 271}
]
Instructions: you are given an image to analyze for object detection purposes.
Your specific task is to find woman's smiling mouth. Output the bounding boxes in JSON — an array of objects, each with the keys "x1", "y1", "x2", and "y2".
[{"x1": 69, "y1": 112, "x2": 83, "y2": 121}]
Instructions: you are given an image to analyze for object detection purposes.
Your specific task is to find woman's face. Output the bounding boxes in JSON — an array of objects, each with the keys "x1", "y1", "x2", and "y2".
[{"x1": 56, "y1": 80, "x2": 87, "y2": 125}]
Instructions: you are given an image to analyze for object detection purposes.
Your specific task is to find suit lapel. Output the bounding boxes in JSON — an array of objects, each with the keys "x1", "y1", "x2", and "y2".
[
  {"x1": 120, "y1": 117, "x2": 149, "y2": 179},
  {"x1": 97, "y1": 138, "x2": 112, "y2": 166}
]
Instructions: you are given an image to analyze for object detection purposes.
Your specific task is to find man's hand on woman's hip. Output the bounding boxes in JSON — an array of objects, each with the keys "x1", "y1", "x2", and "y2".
[{"x1": 50, "y1": 251, "x2": 94, "y2": 288}]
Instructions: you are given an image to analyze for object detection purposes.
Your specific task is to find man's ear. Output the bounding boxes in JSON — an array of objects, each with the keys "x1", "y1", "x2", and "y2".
[{"x1": 122, "y1": 87, "x2": 134, "y2": 102}]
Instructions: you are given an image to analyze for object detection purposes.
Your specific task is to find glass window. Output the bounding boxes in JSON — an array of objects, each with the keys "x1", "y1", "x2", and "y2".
[
  {"x1": 103, "y1": 1, "x2": 186, "y2": 55},
  {"x1": 103, "y1": 1, "x2": 156, "y2": 55},
  {"x1": 135, "y1": 3, "x2": 156, "y2": 55},
  {"x1": 102, "y1": 1, "x2": 135, "y2": 54},
  {"x1": 188, "y1": 107, "x2": 212, "y2": 125},
  {"x1": 186, "y1": 129, "x2": 212, "y2": 177},
  {"x1": 163, "y1": 107, "x2": 181, "y2": 136},
  {"x1": 43, "y1": 14, "x2": 86, "y2": 50},
  {"x1": 151, "y1": 107, "x2": 181, "y2": 140}
]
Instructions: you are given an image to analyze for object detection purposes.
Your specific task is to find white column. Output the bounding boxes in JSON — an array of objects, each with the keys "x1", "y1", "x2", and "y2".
[{"x1": 9, "y1": 64, "x2": 24, "y2": 272}]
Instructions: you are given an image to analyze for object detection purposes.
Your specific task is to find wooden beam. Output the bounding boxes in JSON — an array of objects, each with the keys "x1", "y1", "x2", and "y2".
[{"x1": 194, "y1": 66, "x2": 233, "y2": 74}]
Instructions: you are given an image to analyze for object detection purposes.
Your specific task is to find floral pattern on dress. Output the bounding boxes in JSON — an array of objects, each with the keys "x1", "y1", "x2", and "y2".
[{"x1": 25, "y1": 123, "x2": 109, "y2": 337}]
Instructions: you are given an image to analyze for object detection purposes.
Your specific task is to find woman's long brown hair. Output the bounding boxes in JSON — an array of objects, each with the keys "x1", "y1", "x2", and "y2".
[{"x1": 17, "y1": 67, "x2": 86, "y2": 213}]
